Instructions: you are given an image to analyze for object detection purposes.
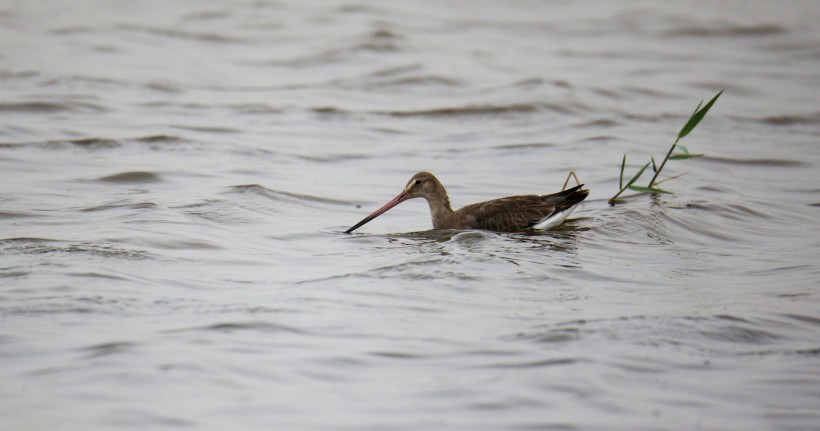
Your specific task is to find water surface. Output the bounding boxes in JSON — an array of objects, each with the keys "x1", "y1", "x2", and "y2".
[{"x1": 2, "y1": 1, "x2": 820, "y2": 430}]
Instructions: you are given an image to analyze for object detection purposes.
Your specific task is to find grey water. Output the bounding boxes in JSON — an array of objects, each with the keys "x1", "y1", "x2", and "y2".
[{"x1": 2, "y1": 1, "x2": 820, "y2": 430}]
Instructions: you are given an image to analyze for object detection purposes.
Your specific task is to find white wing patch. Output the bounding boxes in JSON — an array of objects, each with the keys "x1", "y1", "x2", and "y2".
[{"x1": 531, "y1": 203, "x2": 580, "y2": 230}]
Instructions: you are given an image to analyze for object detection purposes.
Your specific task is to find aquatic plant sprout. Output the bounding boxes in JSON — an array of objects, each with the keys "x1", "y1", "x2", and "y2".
[{"x1": 609, "y1": 91, "x2": 723, "y2": 204}]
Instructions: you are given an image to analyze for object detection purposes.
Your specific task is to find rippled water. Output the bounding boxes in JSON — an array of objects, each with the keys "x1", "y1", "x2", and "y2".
[{"x1": 2, "y1": 1, "x2": 820, "y2": 430}]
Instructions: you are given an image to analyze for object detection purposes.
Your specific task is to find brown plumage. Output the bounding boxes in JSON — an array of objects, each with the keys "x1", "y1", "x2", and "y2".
[{"x1": 345, "y1": 171, "x2": 588, "y2": 233}]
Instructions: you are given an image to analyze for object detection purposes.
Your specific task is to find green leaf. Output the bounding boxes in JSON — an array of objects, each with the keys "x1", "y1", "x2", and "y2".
[
  {"x1": 628, "y1": 185, "x2": 671, "y2": 194},
  {"x1": 677, "y1": 90, "x2": 723, "y2": 142},
  {"x1": 609, "y1": 159, "x2": 649, "y2": 204},
  {"x1": 678, "y1": 100, "x2": 703, "y2": 143},
  {"x1": 668, "y1": 153, "x2": 704, "y2": 160},
  {"x1": 677, "y1": 144, "x2": 690, "y2": 154},
  {"x1": 651, "y1": 156, "x2": 657, "y2": 173},
  {"x1": 619, "y1": 154, "x2": 626, "y2": 189},
  {"x1": 625, "y1": 162, "x2": 650, "y2": 188}
]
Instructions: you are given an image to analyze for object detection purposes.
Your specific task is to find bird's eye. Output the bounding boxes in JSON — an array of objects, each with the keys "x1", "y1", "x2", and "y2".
[{"x1": 414, "y1": 179, "x2": 422, "y2": 185}]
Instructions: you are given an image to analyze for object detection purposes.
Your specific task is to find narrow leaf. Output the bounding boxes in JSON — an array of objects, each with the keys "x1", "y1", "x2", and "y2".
[
  {"x1": 668, "y1": 153, "x2": 704, "y2": 160},
  {"x1": 628, "y1": 185, "x2": 671, "y2": 194},
  {"x1": 691, "y1": 100, "x2": 703, "y2": 118},
  {"x1": 677, "y1": 90, "x2": 723, "y2": 141},
  {"x1": 654, "y1": 171, "x2": 689, "y2": 185},
  {"x1": 677, "y1": 100, "x2": 703, "y2": 144},
  {"x1": 651, "y1": 156, "x2": 657, "y2": 173},
  {"x1": 609, "y1": 157, "x2": 645, "y2": 204},
  {"x1": 619, "y1": 154, "x2": 626, "y2": 189},
  {"x1": 625, "y1": 162, "x2": 650, "y2": 188}
]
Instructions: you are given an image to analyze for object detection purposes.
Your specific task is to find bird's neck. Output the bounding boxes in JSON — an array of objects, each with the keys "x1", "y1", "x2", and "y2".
[{"x1": 425, "y1": 191, "x2": 454, "y2": 229}]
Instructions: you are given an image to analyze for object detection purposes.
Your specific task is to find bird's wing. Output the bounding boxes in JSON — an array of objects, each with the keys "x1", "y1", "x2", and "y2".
[
  {"x1": 455, "y1": 185, "x2": 589, "y2": 232},
  {"x1": 457, "y1": 195, "x2": 558, "y2": 232}
]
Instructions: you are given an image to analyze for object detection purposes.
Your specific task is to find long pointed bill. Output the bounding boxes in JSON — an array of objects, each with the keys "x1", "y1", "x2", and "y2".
[{"x1": 345, "y1": 190, "x2": 410, "y2": 233}]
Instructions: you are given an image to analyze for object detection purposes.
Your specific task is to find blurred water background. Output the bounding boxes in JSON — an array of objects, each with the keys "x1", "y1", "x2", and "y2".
[{"x1": 2, "y1": 1, "x2": 820, "y2": 430}]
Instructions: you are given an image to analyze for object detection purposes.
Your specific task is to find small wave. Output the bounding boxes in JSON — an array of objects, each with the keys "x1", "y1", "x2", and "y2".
[
  {"x1": 682, "y1": 201, "x2": 770, "y2": 220},
  {"x1": 1, "y1": 270, "x2": 29, "y2": 278},
  {"x1": 697, "y1": 156, "x2": 806, "y2": 167},
  {"x1": 623, "y1": 86, "x2": 678, "y2": 98},
  {"x1": 166, "y1": 321, "x2": 305, "y2": 334},
  {"x1": 577, "y1": 135, "x2": 618, "y2": 143},
  {"x1": 665, "y1": 24, "x2": 785, "y2": 37},
  {"x1": 450, "y1": 230, "x2": 496, "y2": 244},
  {"x1": 0, "y1": 135, "x2": 184, "y2": 150},
  {"x1": 781, "y1": 314, "x2": 820, "y2": 329},
  {"x1": 145, "y1": 81, "x2": 186, "y2": 94},
  {"x1": 696, "y1": 185, "x2": 733, "y2": 193},
  {"x1": 69, "y1": 271, "x2": 130, "y2": 281},
  {"x1": 39, "y1": 74, "x2": 126, "y2": 89},
  {"x1": 6, "y1": 295, "x2": 127, "y2": 318},
  {"x1": 63, "y1": 137, "x2": 122, "y2": 148},
  {"x1": 375, "y1": 103, "x2": 540, "y2": 118},
  {"x1": 369, "y1": 351, "x2": 428, "y2": 360},
  {"x1": 175, "y1": 199, "x2": 268, "y2": 224},
  {"x1": 0, "y1": 135, "x2": 192, "y2": 151},
  {"x1": 80, "y1": 200, "x2": 157, "y2": 212},
  {"x1": 509, "y1": 327, "x2": 580, "y2": 344},
  {"x1": 0, "y1": 210, "x2": 42, "y2": 219},
  {"x1": 335, "y1": 4, "x2": 388, "y2": 14},
  {"x1": 0, "y1": 101, "x2": 105, "y2": 113},
  {"x1": 133, "y1": 135, "x2": 184, "y2": 144},
  {"x1": 366, "y1": 259, "x2": 481, "y2": 281},
  {"x1": 258, "y1": 49, "x2": 348, "y2": 68},
  {"x1": 259, "y1": 30, "x2": 404, "y2": 68},
  {"x1": 0, "y1": 137, "x2": 118, "y2": 150},
  {"x1": 511, "y1": 314, "x2": 789, "y2": 357},
  {"x1": 368, "y1": 64, "x2": 423, "y2": 77},
  {"x1": 0, "y1": 238, "x2": 152, "y2": 260},
  {"x1": 170, "y1": 124, "x2": 241, "y2": 134},
  {"x1": 511, "y1": 77, "x2": 547, "y2": 88},
  {"x1": 49, "y1": 26, "x2": 94, "y2": 35},
  {"x1": 590, "y1": 87, "x2": 624, "y2": 99},
  {"x1": 699, "y1": 322, "x2": 780, "y2": 345},
  {"x1": 366, "y1": 75, "x2": 463, "y2": 89},
  {"x1": 118, "y1": 23, "x2": 245, "y2": 44},
  {"x1": 490, "y1": 142, "x2": 557, "y2": 151},
  {"x1": 67, "y1": 244, "x2": 151, "y2": 260},
  {"x1": 755, "y1": 113, "x2": 820, "y2": 126},
  {"x1": 312, "y1": 106, "x2": 349, "y2": 116},
  {"x1": 294, "y1": 153, "x2": 369, "y2": 163},
  {"x1": 80, "y1": 341, "x2": 136, "y2": 358},
  {"x1": 181, "y1": 9, "x2": 231, "y2": 22},
  {"x1": 363, "y1": 65, "x2": 462, "y2": 88},
  {"x1": 657, "y1": 208, "x2": 743, "y2": 243},
  {"x1": 0, "y1": 70, "x2": 38, "y2": 79},
  {"x1": 96, "y1": 171, "x2": 163, "y2": 183},
  {"x1": 354, "y1": 41, "x2": 400, "y2": 53},
  {"x1": 229, "y1": 103, "x2": 283, "y2": 115},
  {"x1": 480, "y1": 357, "x2": 579, "y2": 369},
  {"x1": 228, "y1": 184, "x2": 353, "y2": 205},
  {"x1": 574, "y1": 118, "x2": 620, "y2": 128}
]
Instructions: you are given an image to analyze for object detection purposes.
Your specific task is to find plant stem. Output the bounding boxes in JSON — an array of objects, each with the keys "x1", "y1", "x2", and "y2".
[
  {"x1": 608, "y1": 161, "x2": 650, "y2": 205},
  {"x1": 607, "y1": 90, "x2": 722, "y2": 204},
  {"x1": 646, "y1": 139, "x2": 679, "y2": 188}
]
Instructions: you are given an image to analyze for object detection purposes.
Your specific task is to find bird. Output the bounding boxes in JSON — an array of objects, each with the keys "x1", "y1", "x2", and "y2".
[{"x1": 345, "y1": 171, "x2": 588, "y2": 233}]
